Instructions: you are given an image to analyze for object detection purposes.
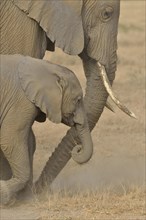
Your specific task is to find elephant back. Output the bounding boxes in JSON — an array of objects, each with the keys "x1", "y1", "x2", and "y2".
[{"x1": 1, "y1": 0, "x2": 46, "y2": 58}]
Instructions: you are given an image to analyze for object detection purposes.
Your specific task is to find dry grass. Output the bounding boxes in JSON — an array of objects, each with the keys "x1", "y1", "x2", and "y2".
[{"x1": 33, "y1": 185, "x2": 146, "y2": 220}]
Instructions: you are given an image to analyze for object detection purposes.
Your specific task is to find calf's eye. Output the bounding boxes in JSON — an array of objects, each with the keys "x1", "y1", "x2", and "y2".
[{"x1": 76, "y1": 96, "x2": 82, "y2": 105}]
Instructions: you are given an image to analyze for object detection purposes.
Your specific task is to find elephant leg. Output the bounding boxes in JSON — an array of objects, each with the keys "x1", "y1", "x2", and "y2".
[
  {"x1": 17, "y1": 129, "x2": 36, "y2": 202},
  {"x1": 0, "y1": 149, "x2": 12, "y2": 180},
  {"x1": 0, "y1": 134, "x2": 30, "y2": 205},
  {"x1": 28, "y1": 129, "x2": 36, "y2": 186}
]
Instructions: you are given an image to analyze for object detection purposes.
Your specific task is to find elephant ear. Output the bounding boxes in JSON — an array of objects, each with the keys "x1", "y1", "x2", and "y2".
[
  {"x1": 13, "y1": 0, "x2": 84, "y2": 55},
  {"x1": 18, "y1": 57, "x2": 62, "y2": 124}
]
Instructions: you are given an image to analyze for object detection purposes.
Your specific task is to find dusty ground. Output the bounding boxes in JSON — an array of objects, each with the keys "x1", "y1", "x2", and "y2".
[{"x1": 1, "y1": 1, "x2": 145, "y2": 219}]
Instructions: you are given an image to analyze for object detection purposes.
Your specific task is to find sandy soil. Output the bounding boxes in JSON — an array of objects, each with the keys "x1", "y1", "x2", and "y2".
[{"x1": 1, "y1": 1, "x2": 145, "y2": 219}]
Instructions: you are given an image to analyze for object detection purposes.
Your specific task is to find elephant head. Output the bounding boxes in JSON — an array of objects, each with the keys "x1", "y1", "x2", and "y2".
[{"x1": 18, "y1": 56, "x2": 93, "y2": 163}]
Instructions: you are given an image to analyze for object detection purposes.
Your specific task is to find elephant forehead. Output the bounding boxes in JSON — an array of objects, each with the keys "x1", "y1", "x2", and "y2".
[
  {"x1": 63, "y1": 79, "x2": 82, "y2": 100},
  {"x1": 66, "y1": 73, "x2": 82, "y2": 91},
  {"x1": 58, "y1": 66, "x2": 82, "y2": 91},
  {"x1": 68, "y1": 71, "x2": 82, "y2": 88},
  {"x1": 70, "y1": 82, "x2": 83, "y2": 98}
]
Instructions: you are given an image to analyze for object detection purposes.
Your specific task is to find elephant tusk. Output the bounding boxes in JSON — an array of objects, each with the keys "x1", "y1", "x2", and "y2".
[
  {"x1": 97, "y1": 62, "x2": 137, "y2": 119},
  {"x1": 105, "y1": 100, "x2": 115, "y2": 113}
]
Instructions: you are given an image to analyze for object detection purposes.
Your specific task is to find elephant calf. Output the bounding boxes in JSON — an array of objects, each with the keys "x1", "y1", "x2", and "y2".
[{"x1": 0, "y1": 54, "x2": 93, "y2": 205}]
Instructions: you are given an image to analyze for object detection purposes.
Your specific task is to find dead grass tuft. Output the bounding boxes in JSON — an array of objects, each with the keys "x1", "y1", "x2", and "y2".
[{"x1": 33, "y1": 185, "x2": 146, "y2": 220}]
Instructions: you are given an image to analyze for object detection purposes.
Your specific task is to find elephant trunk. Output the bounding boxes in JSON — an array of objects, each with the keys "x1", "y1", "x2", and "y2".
[
  {"x1": 71, "y1": 103, "x2": 93, "y2": 164},
  {"x1": 81, "y1": 56, "x2": 115, "y2": 130},
  {"x1": 34, "y1": 127, "x2": 78, "y2": 192},
  {"x1": 72, "y1": 123, "x2": 93, "y2": 164}
]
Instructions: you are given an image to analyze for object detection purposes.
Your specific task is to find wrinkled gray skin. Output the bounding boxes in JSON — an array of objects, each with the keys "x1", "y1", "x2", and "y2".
[
  {"x1": 0, "y1": 0, "x2": 120, "y2": 191},
  {"x1": 0, "y1": 54, "x2": 93, "y2": 205}
]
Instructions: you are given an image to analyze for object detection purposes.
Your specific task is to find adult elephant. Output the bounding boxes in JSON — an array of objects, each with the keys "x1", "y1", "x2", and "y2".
[{"x1": 1, "y1": 0, "x2": 135, "y2": 191}]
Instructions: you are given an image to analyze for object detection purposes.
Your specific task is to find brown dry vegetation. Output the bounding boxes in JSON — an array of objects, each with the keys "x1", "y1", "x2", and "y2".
[
  {"x1": 1, "y1": 1, "x2": 145, "y2": 219},
  {"x1": 31, "y1": 186, "x2": 145, "y2": 220}
]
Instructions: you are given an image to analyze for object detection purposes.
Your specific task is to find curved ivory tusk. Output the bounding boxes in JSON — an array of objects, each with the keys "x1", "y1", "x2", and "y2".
[
  {"x1": 97, "y1": 62, "x2": 137, "y2": 119},
  {"x1": 105, "y1": 100, "x2": 115, "y2": 113}
]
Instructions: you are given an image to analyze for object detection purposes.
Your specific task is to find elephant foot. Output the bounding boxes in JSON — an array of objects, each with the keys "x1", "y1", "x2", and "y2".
[
  {"x1": 17, "y1": 185, "x2": 34, "y2": 203},
  {"x1": 0, "y1": 180, "x2": 16, "y2": 206},
  {"x1": 0, "y1": 197, "x2": 16, "y2": 208}
]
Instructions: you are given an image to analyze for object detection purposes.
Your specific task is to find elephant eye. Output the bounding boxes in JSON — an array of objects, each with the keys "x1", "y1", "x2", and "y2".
[
  {"x1": 76, "y1": 96, "x2": 82, "y2": 104},
  {"x1": 74, "y1": 96, "x2": 81, "y2": 106},
  {"x1": 100, "y1": 6, "x2": 113, "y2": 22}
]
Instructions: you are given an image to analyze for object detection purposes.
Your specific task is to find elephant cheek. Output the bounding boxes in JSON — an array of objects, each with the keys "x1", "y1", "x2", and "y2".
[{"x1": 87, "y1": 29, "x2": 118, "y2": 74}]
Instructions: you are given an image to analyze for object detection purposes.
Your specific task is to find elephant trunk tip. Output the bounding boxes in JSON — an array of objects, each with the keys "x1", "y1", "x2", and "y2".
[{"x1": 71, "y1": 143, "x2": 93, "y2": 164}]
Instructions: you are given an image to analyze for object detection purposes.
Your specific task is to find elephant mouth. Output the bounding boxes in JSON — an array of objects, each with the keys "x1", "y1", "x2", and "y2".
[
  {"x1": 97, "y1": 62, "x2": 136, "y2": 119},
  {"x1": 62, "y1": 114, "x2": 75, "y2": 127}
]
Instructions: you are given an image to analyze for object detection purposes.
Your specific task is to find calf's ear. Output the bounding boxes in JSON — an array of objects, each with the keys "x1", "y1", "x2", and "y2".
[{"x1": 18, "y1": 57, "x2": 62, "y2": 124}]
